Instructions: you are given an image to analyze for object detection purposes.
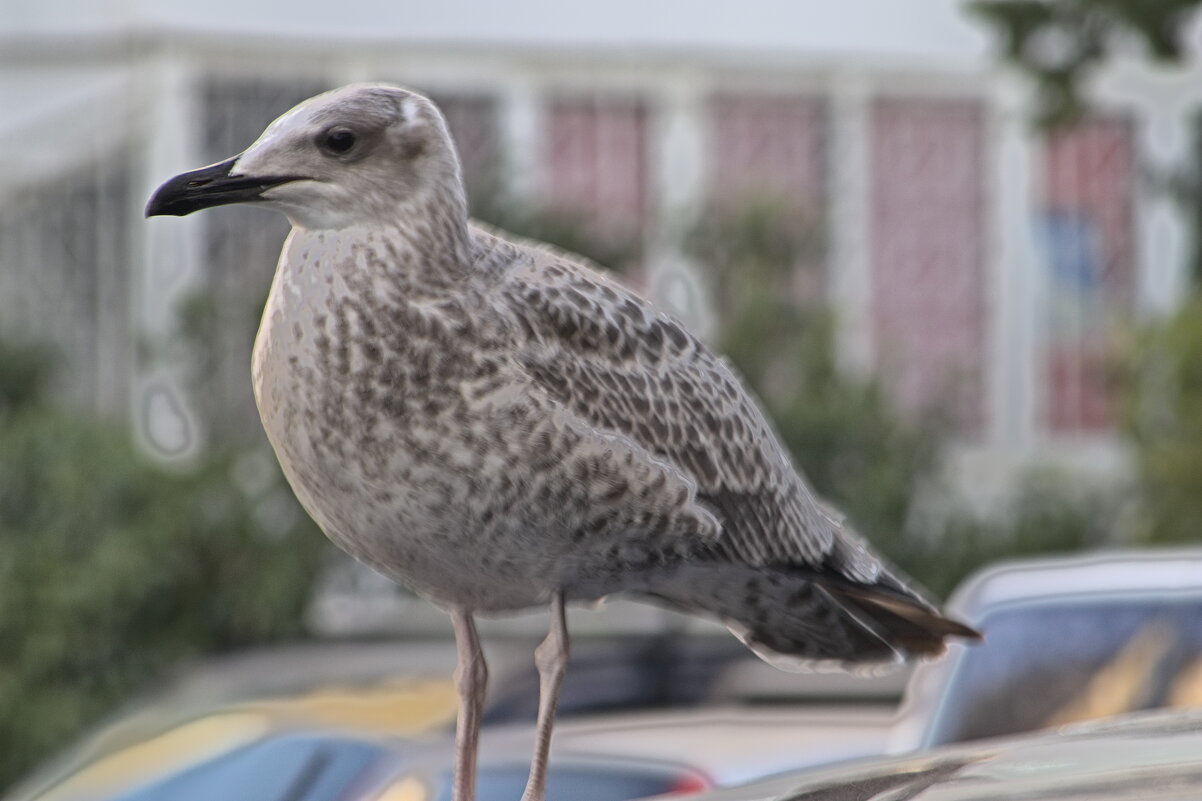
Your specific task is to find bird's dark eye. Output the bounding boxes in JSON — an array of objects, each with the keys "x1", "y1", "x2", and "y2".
[{"x1": 319, "y1": 127, "x2": 358, "y2": 156}]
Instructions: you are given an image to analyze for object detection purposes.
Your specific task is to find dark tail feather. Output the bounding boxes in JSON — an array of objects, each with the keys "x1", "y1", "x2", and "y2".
[
  {"x1": 637, "y1": 562, "x2": 980, "y2": 673},
  {"x1": 816, "y1": 577, "x2": 982, "y2": 658}
]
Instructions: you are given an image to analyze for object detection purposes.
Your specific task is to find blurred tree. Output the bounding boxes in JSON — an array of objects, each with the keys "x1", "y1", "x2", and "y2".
[
  {"x1": 970, "y1": 0, "x2": 1200, "y2": 128},
  {"x1": 971, "y1": 0, "x2": 1202, "y2": 286},
  {"x1": 906, "y1": 472, "x2": 1115, "y2": 597},
  {"x1": 686, "y1": 198, "x2": 826, "y2": 321},
  {"x1": 1116, "y1": 297, "x2": 1202, "y2": 543},
  {"x1": 0, "y1": 339, "x2": 328, "y2": 788},
  {"x1": 472, "y1": 192, "x2": 641, "y2": 276},
  {"x1": 0, "y1": 339, "x2": 53, "y2": 416}
]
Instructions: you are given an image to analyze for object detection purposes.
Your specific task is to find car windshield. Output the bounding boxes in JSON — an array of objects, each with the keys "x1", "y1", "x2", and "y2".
[
  {"x1": 105, "y1": 734, "x2": 388, "y2": 801},
  {"x1": 926, "y1": 593, "x2": 1202, "y2": 746}
]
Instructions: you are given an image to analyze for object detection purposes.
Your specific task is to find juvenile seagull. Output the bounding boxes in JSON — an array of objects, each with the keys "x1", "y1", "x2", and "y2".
[{"x1": 147, "y1": 84, "x2": 978, "y2": 801}]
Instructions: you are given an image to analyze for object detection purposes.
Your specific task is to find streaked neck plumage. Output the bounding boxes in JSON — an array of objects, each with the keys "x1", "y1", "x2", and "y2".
[{"x1": 291, "y1": 176, "x2": 473, "y2": 297}]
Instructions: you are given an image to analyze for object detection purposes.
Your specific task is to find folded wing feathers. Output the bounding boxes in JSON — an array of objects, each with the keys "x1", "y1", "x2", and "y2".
[
  {"x1": 498, "y1": 236, "x2": 842, "y2": 569},
  {"x1": 483, "y1": 227, "x2": 978, "y2": 656}
]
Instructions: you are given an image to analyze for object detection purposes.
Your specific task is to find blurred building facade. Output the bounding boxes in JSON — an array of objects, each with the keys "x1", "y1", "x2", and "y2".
[{"x1": 1, "y1": 0, "x2": 1198, "y2": 505}]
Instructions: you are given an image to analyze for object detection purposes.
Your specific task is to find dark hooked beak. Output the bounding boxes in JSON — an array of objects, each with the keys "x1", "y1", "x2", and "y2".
[{"x1": 144, "y1": 157, "x2": 305, "y2": 217}]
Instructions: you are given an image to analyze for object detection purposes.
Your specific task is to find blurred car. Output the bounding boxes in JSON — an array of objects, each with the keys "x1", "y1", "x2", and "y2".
[
  {"x1": 31, "y1": 728, "x2": 702, "y2": 801},
  {"x1": 11, "y1": 706, "x2": 895, "y2": 801},
  {"x1": 391, "y1": 705, "x2": 896, "y2": 801},
  {"x1": 24, "y1": 548, "x2": 1202, "y2": 801},
  {"x1": 649, "y1": 706, "x2": 1202, "y2": 801},
  {"x1": 7, "y1": 634, "x2": 902, "y2": 801},
  {"x1": 891, "y1": 547, "x2": 1202, "y2": 752}
]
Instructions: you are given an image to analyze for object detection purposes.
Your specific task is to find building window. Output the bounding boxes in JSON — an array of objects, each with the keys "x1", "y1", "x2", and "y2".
[
  {"x1": 870, "y1": 97, "x2": 987, "y2": 435},
  {"x1": 1040, "y1": 118, "x2": 1135, "y2": 434},
  {"x1": 708, "y1": 93, "x2": 827, "y2": 214},
  {"x1": 0, "y1": 155, "x2": 131, "y2": 416},
  {"x1": 545, "y1": 95, "x2": 648, "y2": 246},
  {"x1": 199, "y1": 76, "x2": 330, "y2": 439},
  {"x1": 706, "y1": 92, "x2": 829, "y2": 303}
]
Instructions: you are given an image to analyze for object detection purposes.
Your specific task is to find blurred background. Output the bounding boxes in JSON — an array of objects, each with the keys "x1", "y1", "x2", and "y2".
[{"x1": 4, "y1": 0, "x2": 1202, "y2": 797}]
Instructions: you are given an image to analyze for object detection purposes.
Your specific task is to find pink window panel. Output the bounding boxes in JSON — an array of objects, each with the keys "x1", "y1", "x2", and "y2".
[
  {"x1": 708, "y1": 93, "x2": 828, "y2": 301},
  {"x1": 870, "y1": 98, "x2": 987, "y2": 434},
  {"x1": 708, "y1": 93, "x2": 827, "y2": 213},
  {"x1": 546, "y1": 97, "x2": 648, "y2": 240},
  {"x1": 1041, "y1": 118, "x2": 1135, "y2": 433},
  {"x1": 1046, "y1": 342, "x2": 1113, "y2": 433}
]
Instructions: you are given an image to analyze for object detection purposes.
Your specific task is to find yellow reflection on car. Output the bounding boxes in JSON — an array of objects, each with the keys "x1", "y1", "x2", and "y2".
[
  {"x1": 1169, "y1": 655, "x2": 1202, "y2": 708},
  {"x1": 35, "y1": 713, "x2": 272, "y2": 801},
  {"x1": 1045, "y1": 624, "x2": 1173, "y2": 727},
  {"x1": 30, "y1": 677, "x2": 457, "y2": 801},
  {"x1": 372, "y1": 775, "x2": 431, "y2": 801},
  {"x1": 238, "y1": 677, "x2": 459, "y2": 736}
]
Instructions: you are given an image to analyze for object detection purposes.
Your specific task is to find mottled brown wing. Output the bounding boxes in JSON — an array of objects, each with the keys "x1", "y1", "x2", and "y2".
[
  {"x1": 497, "y1": 240, "x2": 871, "y2": 576},
  {"x1": 484, "y1": 231, "x2": 981, "y2": 667}
]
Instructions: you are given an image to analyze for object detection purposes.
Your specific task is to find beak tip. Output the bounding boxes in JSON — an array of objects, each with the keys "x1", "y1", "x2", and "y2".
[
  {"x1": 143, "y1": 181, "x2": 189, "y2": 219},
  {"x1": 143, "y1": 194, "x2": 177, "y2": 218},
  {"x1": 143, "y1": 157, "x2": 300, "y2": 220},
  {"x1": 143, "y1": 157, "x2": 243, "y2": 220}
]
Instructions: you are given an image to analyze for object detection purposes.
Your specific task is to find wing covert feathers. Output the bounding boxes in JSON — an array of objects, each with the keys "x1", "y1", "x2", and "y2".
[{"x1": 477, "y1": 225, "x2": 980, "y2": 665}]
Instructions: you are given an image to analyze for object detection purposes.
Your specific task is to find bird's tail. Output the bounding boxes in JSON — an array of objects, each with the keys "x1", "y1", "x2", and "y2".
[{"x1": 638, "y1": 562, "x2": 981, "y2": 674}]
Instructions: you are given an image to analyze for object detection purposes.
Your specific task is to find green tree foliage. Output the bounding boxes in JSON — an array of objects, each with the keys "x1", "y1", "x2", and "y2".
[
  {"x1": 472, "y1": 193, "x2": 641, "y2": 275},
  {"x1": 0, "y1": 339, "x2": 328, "y2": 789},
  {"x1": 904, "y1": 474, "x2": 1116, "y2": 598},
  {"x1": 0, "y1": 339, "x2": 53, "y2": 414},
  {"x1": 1116, "y1": 298, "x2": 1202, "y2": 543},
  {"x1": 970, "y1": 0, "x2": 1199, "y2": 127}
]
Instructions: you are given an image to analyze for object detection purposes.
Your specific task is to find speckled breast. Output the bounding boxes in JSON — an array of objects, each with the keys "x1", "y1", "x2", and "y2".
[{"x1": 250, "y1": 230, "x2": 559, "y2": 610}]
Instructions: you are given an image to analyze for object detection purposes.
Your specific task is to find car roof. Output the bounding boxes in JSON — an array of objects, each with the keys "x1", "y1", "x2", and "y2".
[
  {"x1": 891, "y1": 547, "x2": 1202, "y2": 752},
  {"x1": 21, "y1": 705, "x2": 899, "y2": 801},
  {"x1": 946, "y1": 548, "x2": 1202, "y2": 617},
  {"x1": 662, "y1": 707, "x2": 1202, "y2": 801},
  {"x1": 477, "y1": 706, "x2": 898, "y2": 787},
  {"x1": 10, "y1": 633, "x2": 906, "y2": 801}
]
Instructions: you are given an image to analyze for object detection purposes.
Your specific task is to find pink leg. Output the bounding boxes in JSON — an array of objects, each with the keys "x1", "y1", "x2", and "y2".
[
  {"x1": 451, "y1": 609, "x2": 488, "y2": 801},
  {"x1": 520, "y1": 593, "x2": 569, "y2": 801}
]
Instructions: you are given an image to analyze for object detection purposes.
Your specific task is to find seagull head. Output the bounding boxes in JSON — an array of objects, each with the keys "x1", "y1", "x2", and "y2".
[{"x1": 145, "y1": 83, "x2": 464, "y2": 230}]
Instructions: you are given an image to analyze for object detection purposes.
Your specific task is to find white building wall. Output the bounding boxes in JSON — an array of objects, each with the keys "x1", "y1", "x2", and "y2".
[
  {"x1": 1093, "y1": 61, "x2": 1199, "y2": 318},
  {"x1": 1, "y1": 7, "x2": 1198, "y2": 501},
  {"x1": 828, "y1": 70, "x2": 876, "y2": 378},
  {"x1": 132, "y1": 55, "x2": 206, "y2": 460},
  {"x1": 646, "y1": 71, "x2": 711, "y2": 336}
]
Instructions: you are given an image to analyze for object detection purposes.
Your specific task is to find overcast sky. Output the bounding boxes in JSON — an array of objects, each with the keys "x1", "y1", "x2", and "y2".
[{"x1": 4, "y1": 0, "x2": 992, "y2": 63}]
